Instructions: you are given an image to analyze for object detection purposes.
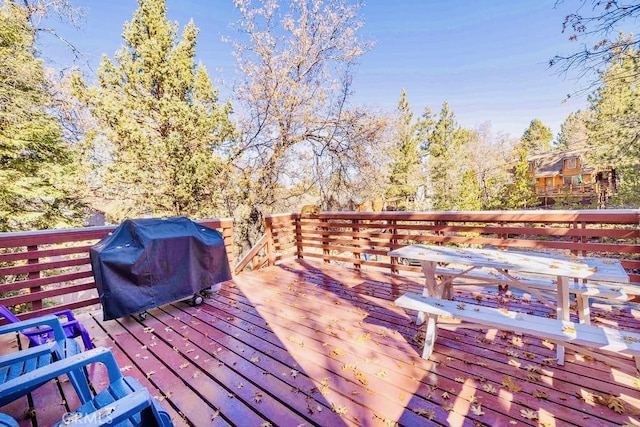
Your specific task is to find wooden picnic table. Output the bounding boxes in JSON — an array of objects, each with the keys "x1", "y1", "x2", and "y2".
[{"x1": 389, "y1": 244, "x2": 631, "y2": 364}]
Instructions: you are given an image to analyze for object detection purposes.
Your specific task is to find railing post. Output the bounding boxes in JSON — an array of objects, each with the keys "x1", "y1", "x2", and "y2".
[
  {"x1": 295, "y1": 214, "x2": 303, "y2": 259},
  {"x1": 352, "y1": 218, "x2": 361, "y2": 270},
  {"x1": 322, "y1": 215, "x2": 330, "y2": 264},
  {"x1": 222, "y1": 221, "x2": 235, "y2": 275},
  {"x1": 389, "y1": 219, "x2": 398, "y2": 274},
  {"x1": 27, "y1": 245, "x2": 42, "y2": 311},
  {"x1": 265, "y1": 217, "x2": 275, "y2": 266}
]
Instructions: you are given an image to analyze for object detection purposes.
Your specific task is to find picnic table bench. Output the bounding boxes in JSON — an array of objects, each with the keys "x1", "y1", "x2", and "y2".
[{"x1": 395, "y1": 293, "x2": 640, "y2": 372}]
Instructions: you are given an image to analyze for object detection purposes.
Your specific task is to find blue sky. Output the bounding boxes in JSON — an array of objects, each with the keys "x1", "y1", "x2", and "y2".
[{"x1": 42, "y1": 0, "x2": 594, "y2": 139}]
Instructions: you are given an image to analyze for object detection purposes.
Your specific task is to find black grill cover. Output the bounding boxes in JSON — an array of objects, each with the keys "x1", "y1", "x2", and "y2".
[{"x1": 90, "y1": 217, "x2": 232, "y2": 320}]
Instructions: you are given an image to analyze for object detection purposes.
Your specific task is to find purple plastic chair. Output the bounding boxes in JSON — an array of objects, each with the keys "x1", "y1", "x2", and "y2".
[
  {"x1": 2, "y1": 347, "x2": 173, "y2": 426},
  {"x1": 0, "y1": 305, "x2": 94, "y2": 350}
]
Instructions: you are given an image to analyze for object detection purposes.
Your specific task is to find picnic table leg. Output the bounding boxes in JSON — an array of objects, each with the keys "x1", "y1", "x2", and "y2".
[
  {"x1": 556, "y1": 275, "x2": 570, "y2": 365},
  {"x1": 416, "y1": 261, "x2": 440, "y2": 325},
  {"x1": 422, "y1": 315, "x2": 437, "y2": 359},
  {"x1": 576, "y1": 295, "x2": 590, "y2": 325}
]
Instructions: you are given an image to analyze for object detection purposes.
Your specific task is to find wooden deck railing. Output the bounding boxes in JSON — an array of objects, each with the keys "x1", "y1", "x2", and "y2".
[
  {"x1": 255, "y1": 210, "x2": 640, "y2": 285},
  {"x1": 3, "y1": 210, "x2": 639, "y2": 320},
  {"x1": 0, "y1": 218, "x2": 234, "y2": 320}
]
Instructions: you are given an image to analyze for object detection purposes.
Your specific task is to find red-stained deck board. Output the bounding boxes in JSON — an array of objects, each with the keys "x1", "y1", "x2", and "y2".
[
  {"x1": 149, "y1": 306, "x2": 350, "y2": 427},
  {"x1": 221, "y1": 263, "x2": 636, "y2": 426},
  {"x1": 92, "y1": 314, "x2": 234, "y2": 427},
  {"x1": 2, "y1": 259, "x2": 640, "y2": 426}
]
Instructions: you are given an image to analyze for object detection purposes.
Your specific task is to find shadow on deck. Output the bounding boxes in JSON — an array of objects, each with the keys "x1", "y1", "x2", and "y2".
[{"x1": 3, "y1": 259, "x2": 640, "y2": 426}]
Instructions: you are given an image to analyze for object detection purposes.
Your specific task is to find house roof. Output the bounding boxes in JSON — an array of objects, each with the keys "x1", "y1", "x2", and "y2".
[{"x1": 529, "y1": 148, "x2": 595, "y2": 178}]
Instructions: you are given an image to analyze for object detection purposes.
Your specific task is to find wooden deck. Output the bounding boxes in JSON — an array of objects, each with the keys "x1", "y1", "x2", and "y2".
[{"x1": 3, "y1": 259, "x2": 640, "y2": 426}]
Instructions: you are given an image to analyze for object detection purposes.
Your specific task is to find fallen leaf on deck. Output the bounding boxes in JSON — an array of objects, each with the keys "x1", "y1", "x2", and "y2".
[
  {"x1": 413, "y1": 408, "x2": 436, "y2": 419},
  {"x1": 375, "y1": 370, "x2": 388, "y2": 378},
  {"x1": 482, "y1": 384, "x2": 497, "y2": 394},
  {"x1": 356, "y1": 333, "x2": 371, "y2": 342},
  {"x1": 332, "y1": 403, "x2": 347, "y2": 415},
  {"x1": 602, "y1": 395, "x2": 626, "y2": 414},
  {"x1": 527, "y1": 373, "x2": 541, "y2": 382},
  {"x1": 520, "y1": 408, "x2": 538, "y2": 420},
  {"x1": 470, "y1": 404, "x2": 484, "y2": 416},
  {"x1": 501, "y1": 376, "x2": 521, "y2": 392},
  {"x1": 533, "y1": 390, "x2": 548, "y2": 399}
]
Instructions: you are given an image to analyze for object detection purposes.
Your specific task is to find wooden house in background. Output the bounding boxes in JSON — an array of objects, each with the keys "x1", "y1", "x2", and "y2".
[{"x1": 528, "y1": 148, "x2": 617, "y2": 207}]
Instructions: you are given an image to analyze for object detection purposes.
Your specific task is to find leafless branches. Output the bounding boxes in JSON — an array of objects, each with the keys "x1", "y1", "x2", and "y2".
[{"x1": 551, "y1": 1, "x2": 640, "y2": 90}]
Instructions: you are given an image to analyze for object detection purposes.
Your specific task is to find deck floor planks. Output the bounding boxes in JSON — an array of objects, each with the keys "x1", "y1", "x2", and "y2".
[
  {"x1": 152, "y1": 304, "x2": 352, "y2": 427},
  {"x1": 230, "y1": 262, "x2": 637, "y2": 422},
  {"x1": 3, "y1": 259, "x2": 640, "y2": 426},
  {"x1": 86, "y1": 314, "x2": 197, "y2": 427},
  {"x1": 90, "y1": 310, "x2": 239, "y2": 427},
  {"x1": 222, "y1": 269, "x2": 505, "y2": 425},
  {"x1": 224, "y1": 263, "x2": 635, "y2": 425},
  {"x1": 196, "y1": 288, "x2": 449, "y2": 426},
  {"x1": 133, "y1": 307, "x2": 317, "y2": 427}
]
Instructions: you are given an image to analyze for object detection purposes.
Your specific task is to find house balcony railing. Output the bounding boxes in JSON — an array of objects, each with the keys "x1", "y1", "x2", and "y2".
[
  {"x1": 535, "y1": 183, "x2": 596, "y2": 197},
  {"x1": 2, "y1": 210, "x2": 639, "y2": 319}
]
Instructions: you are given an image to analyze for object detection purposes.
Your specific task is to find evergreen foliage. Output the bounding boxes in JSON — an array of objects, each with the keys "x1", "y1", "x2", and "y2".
[
  {"x1": 385, "y1": 90, "x2": 429, "y2": 208},
  {"x1": 73, "y1": 0, "x2": 235, "y2": 222},
  {"x1": 503, "y1": 145, "x2": 537, "y2": 209},
  {"x1": 556, "y1": 110, "x2": 591, "y2": 150},
  {"x1": 586, "y1": 38, "x2": 640, "y2": 206},
  {"x1": 0, "y1": 3, "x2": 84, "y2": 231},
  {"x1": 520, "y1": 119, "x2": 553, "y2": 154},
  {"x1": 425, "y1": 103, "x2": 474, "y2": 211}
]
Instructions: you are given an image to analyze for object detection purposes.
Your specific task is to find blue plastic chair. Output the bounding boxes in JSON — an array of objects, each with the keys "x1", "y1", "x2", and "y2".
[
  {"x1": 0, "y1": 314, "x2": 89, "y2": 407},
  {"x1": 0, "y1": 305, "x2": 94, "y2": 350},
  {"x1": 0, "y1": 414, "x2": 18, "y2": 427},
  {"x1": 1, "y1": 347, "x2": 173, "y2": 426}
]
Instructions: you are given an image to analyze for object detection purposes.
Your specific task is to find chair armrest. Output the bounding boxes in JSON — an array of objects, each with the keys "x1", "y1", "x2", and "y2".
[
  {"x1": 0, "y1": 315, "x2": 66, "y2": 342},
  {"x1": 0, "y1": 348, "x2": 118, "y2": 406},
  {"x1": 53, "y1": 309, "x2": 78, "y2": 323},
  {"x1": 0, "y1": 341, "x2": 55, "y2": 367},
  {"x1": 62, "y1": 389, "x2": 153, "y2": 426}
]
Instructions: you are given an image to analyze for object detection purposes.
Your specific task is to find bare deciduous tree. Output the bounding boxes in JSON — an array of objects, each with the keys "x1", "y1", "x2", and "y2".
[
  {"x1": 8, "y1": 0, "x2": 85, "y2": 59},
  {"x1": 229, "y1": 0, "x2": 375, "y2": 248},
  {"x1": 551, "y1": 1, "x2": 640, "y2": 86}
]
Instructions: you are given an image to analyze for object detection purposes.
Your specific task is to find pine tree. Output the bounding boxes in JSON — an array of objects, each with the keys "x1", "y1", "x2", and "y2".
[
  {"x1": 458, "y1": 169, "x2": 483, "y2": 211},
  {"x1": 556, "y1": 111, "x2": 591, "y2": 150},
  {"x1": 0, "y1": 3, "x2": 84, "y2": 231},
  {"x1": 504, "y1": 145, "x2": 537, "y2": 209},
  {"x1": 426, "y1": 103, "x2": 472, "y2": 211},
  {"x1": 586, "y1": 37, "x2": 640, "y2": 206},
  {"x1": 73, "y1": 0, "x2": 234, "y2": 221},
  {"x1": 521, "y1": 119, "x2": 553, "y2": 154},
  {"x1": 385, "y1": 90, "x2": 429, "y2": 209}
]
